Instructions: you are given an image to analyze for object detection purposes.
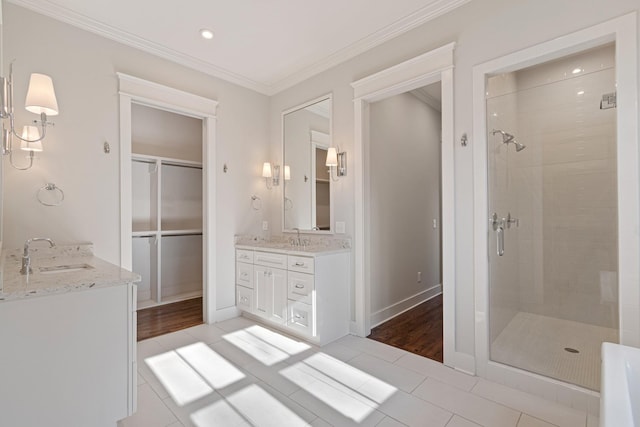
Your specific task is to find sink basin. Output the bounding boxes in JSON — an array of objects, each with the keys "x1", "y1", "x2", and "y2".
[
  {"x1": 601, "y1": 342, "x2": 640, "y2": 426},
  {"x1": 39, "y1": 263, "x2": 94, "y2": 274}
]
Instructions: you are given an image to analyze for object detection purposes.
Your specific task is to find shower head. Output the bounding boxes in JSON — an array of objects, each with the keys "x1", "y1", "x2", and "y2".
[
  {"x1": 514, "y1": 141, "x2": 526, "y2": 152},
  {"x1": 492, "y1": 129, "x2": 526, "y2": 152}
]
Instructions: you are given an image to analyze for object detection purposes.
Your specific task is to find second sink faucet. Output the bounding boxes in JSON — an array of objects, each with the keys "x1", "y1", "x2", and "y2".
[{"x1": 21, "y1": 237, "x2": 56, "y2": 275}]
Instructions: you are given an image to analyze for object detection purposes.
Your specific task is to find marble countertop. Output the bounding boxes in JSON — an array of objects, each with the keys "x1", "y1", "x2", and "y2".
[
  {"x1": 0, "y1": 244, "x2": 141, "y2": 302},
  {"x1": 235, "y1": 234, "x2": 351, "y2": 256}
]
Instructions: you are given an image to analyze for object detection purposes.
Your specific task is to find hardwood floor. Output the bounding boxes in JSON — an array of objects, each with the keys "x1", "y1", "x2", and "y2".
[
  {"x1": 367, "y1": 294, "x2": 443, "y2": 362},
  {"x1": 137, "y1": 297, "x2": 203, "y2": 341}
]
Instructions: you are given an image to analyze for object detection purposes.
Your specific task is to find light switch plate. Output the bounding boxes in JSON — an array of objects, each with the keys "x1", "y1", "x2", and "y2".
[
  {"x1": 335, "y1": 221, "x2": 346, "y2": 234},
  {"x1": 262, "y1": 221, "x2": 268, "y2": 231}
]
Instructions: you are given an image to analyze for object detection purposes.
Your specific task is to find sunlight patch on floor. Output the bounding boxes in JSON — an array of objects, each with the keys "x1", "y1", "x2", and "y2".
[
  {"x1": 225, "y1": 384, "x2": 308, "y2": 426},
  {"x1": 223, "y1": 325, "x2": 312, "y2": 366},
  {"x1": 145, "y1": 350, "x2": 213, "y2": 406},
  {"x1": 280, "y1": 352, "x2": 397, "y2": 422},
  {"x1": 176, "y1": 342, "x2": 246, "y2": 389}
]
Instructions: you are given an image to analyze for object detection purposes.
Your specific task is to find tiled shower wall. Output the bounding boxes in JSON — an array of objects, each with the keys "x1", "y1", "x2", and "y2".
[{"x1": 487, "y1": 44, "x2": 618, "y2": 340}]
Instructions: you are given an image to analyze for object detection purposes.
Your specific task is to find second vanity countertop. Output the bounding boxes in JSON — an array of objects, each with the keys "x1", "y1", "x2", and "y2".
[
  {"x1": 235, "y1": 235, "x2": 351, "y2": 257},
  {"x1": 0, "y1": 243, "x2": 141, "y2": 302}
]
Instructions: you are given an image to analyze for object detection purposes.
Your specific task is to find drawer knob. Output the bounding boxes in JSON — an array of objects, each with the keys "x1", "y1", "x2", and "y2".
[
  {"x1": 294, "y1": 262, "x2": 305, "y2": 266},
  {"x1": 295, "y1": 284, "x2": 304, "y2": 289}
]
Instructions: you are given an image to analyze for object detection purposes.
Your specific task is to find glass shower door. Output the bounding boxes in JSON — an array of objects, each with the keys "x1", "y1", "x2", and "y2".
[{"x1": 486, "y1": 45, "x2": 619, "y2": 391}]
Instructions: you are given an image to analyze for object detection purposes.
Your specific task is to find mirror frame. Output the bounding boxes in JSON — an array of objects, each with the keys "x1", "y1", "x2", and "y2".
[{"x1": 281, "y1": 93, "x2": 333, "y2": 234}]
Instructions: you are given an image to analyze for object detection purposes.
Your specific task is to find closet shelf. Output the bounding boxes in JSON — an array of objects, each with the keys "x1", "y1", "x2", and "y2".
[
  {"x1": 132, "y1": 153, "x2": 203, "y2": 169},
  {"x1": 161, "y1": 229, "x2": 203, "y2": 236}
]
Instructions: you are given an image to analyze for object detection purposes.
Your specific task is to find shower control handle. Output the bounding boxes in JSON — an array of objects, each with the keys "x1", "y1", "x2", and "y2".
[{"x1": 505, "y1": 212, "x2": 519, "y2": 229}]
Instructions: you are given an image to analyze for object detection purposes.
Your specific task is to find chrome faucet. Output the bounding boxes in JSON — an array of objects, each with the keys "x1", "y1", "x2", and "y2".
[
  {"x1": 292, "y1": 228, "x2": 301, "y2": 247},
  {"x1": 21, "y1": 238, "x2": 55, "y2": 275}
]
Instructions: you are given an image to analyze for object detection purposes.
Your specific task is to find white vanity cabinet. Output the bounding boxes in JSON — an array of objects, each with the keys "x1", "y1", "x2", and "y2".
[
  {"x1": 253, "y1": 251, "x2": 288, "y2": 324},
  {"x1": 235, "y1": 246, "x2": 349, "y2": 346},
  {"x1": 0, "y1": 283, "x2": 138, "y2": 427}
]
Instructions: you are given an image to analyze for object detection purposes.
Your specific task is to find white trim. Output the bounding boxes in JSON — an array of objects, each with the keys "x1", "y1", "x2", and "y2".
[
  {"x1": 9, "y1": 0, "x2": 470, "y2": 96},
  {"x1": 472, "y1": 12, "x2": 638, "y2": 399},
  {"x1": 410, "y1": 88, "x2": 442, "y2": 112},
  {"x1": 352, "y1": 42, "x2": 463, "y2": 370},
  {"x1": 310, "y1": 130, "x2": 330, "y2": 146},
  {"x1": 118, "y1": 73, "x2": 218, "y2": 117},
  {"x1": 215, "y1": 306, "x2": 241, "y2": 323},
  {"x1": 370, "y1": 286, "x2": 442, "y2": 328},
  {"x1": 269, "y1": 1, "x2": 470, "y2": 94},
  {"x1": 9, "y1": 0, "x2": 269, "y2": 94},
  {"x1": 118, "y1": 74, "x2": 219, "y2": 324}
]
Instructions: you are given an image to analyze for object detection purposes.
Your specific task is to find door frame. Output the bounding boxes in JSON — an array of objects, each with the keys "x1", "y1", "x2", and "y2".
[
  {"x1": 472, "y1": 12, "x2": 638, "y2": 393},
  {"x1": 352, "y1": 42, "x2": 467, "y2": 370},
  {"x1": 118, "y1": 73, "x2": 218, "y2": 323}
]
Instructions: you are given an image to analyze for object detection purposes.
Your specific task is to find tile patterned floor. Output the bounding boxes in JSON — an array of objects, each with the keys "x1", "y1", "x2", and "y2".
[
  {"x1": 119, "y1": 316, "x2": 596, "y2": 427},
  {"x1": 491, "y1": 312, "x2": 617, "y2": 390}
]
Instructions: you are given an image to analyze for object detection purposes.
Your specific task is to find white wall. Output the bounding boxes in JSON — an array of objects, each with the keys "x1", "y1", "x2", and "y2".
[
  {"x1": 369, "y1": 91, "x2": 441, "y2": 321},
  {"x1": 269, "y1": 0, "x2": 640, "y2": 357},
  {"x1": 2, "y1": 3, "x2": 270, "y2": 313}
]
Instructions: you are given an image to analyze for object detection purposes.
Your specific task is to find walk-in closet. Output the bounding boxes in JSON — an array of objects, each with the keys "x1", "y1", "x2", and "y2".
[{"x1": 130, "y1": 104, "x2": 204, "y2": 309}]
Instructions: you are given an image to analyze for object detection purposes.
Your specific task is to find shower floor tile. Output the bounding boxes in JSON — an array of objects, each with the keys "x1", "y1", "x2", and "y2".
[{"x1": 491, "y1": 312, "x2": 617, "y2": 390}]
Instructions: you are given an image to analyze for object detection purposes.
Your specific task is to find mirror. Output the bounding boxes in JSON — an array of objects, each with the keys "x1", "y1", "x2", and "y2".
[{"x1": 282, "y1": 95, "x2": 332, "y2": 233}]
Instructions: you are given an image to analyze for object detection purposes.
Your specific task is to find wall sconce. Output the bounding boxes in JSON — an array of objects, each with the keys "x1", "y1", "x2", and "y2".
[
  {"x1": 325, "y1": 147, "x2": 346, "y2": 181},
  {"x1": 262, "y1": 162, "x2": 280, "y2": 189},
  {"x1": 1, "y1": 63, "x2": 59, "y2": 170}
]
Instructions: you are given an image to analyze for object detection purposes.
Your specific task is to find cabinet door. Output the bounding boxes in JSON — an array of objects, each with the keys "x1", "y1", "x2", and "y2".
[
  {"x1": 254, "y1": 266, "x2": 287, "y2": 324},
  {"x1": 254, "y1": 266, "x2": 270, "y2": 316},
  {"x1": 269, "y1": 267, "x2": 287, "y2": 324}
]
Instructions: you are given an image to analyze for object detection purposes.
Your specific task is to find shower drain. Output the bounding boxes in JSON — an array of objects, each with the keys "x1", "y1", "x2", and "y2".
[{"x1": 564, "y1": 347, "x2": 580, "y2": 354}]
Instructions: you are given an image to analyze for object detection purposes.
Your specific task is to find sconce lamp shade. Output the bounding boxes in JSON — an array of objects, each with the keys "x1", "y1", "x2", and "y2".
[
  {"x1": 325, "y1": 147, "x2": 338, "y2": 167},
  {"x1": 284, "y1": 165, "x2": 291, "y2": 180},
  {"x1": 20, "y1": 125, "x2": 43, "y2": 152},
  {"x1": 25, "y1": 73, "x2": 59, "y2": 116},
  {"x1": 262, "y1": 162, "x2": 272, "y2": 178}
]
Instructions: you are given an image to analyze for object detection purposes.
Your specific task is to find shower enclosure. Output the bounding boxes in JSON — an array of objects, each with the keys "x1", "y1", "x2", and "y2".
[{"x1": 485, "y1": 44, "x2": 618, "y2": 391}]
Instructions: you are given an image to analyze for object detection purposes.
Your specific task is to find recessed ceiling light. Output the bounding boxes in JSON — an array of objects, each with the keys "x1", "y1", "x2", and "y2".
[
  {"x1": 572, "y1": 68, "x2": 583, "y2": 74},
  {"x1": 200, "y1": 29, "x2": 214, "y2": 40}
]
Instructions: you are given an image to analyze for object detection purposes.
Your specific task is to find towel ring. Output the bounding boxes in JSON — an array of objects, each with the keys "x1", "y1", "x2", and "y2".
[
  {"x1": 37, "y1": 183, "x2": 65, "y2": 206},
  {"x1": 251, "y1": 195, "x2": 262, "y2": 210}
]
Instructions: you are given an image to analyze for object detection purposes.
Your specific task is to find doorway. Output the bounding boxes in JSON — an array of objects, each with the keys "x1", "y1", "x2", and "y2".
[
  {"x1": 365, "y1": 84, "x2": 444, "y2": 362},
  {"x1": 352, "y1": 42, "x2": 466, "y2": 370}
]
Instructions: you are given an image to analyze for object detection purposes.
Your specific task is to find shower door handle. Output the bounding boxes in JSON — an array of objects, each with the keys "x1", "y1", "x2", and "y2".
[
  {"x1": 490, "y1": 212, "x2": 506, "y2": 256},
  {"x1": 496, "y1": 226, "x2": 505, "y2": 256}
]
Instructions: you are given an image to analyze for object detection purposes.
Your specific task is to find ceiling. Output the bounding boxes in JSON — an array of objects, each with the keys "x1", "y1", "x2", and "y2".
[{"x1": 9, "y1": 0, "x2": 470, "y2": 95}]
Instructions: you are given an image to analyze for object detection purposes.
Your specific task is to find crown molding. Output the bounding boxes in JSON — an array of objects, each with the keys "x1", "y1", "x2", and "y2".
[
  {"x1": 410, "y1": 87, "x2": 442, "y2": 112},
  {"x1": 7, "y1": 0, "x2": 272, "y2": 94},
  {"x1": 8, "y1": 0, "x2": 469, "y2": 96},
  {"x1": 267, "y1": 0, "x2": 470, "y2": 94}
]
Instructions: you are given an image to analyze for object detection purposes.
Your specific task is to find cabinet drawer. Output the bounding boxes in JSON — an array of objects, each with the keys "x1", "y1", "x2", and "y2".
[
  {"x1": 236, "y1": 249, "x2": 254, "y2": 263},
  {"x1": 236, "y1": 262, "x2": 254, "y2": 288},
  {"x1": 254, "y1": 251, "x2": 287, "y2": 268},
  {"x1": 288, "y1": 271, "x2": 314, "y2": 304},
  {"x1": 288, "y1": 300, "x2": 314, "y2": 337},
  {"x1": 288, "y1": 255, "x2": 314, "y2": 274},
  {"x1": 237, "y1": 285, "x2": 254, "y2": 312}
]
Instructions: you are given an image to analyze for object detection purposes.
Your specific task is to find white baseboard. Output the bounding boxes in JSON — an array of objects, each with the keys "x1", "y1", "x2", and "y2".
[
  {"x1": 213, "y1": 306, "x2": 240, "y2": 323},
  {"x1": 370, "y1": 284, "x2": 442, "y2": 328},
  {"x1": 349, "y1": 321, "x2": 359, "y2": 335}
]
